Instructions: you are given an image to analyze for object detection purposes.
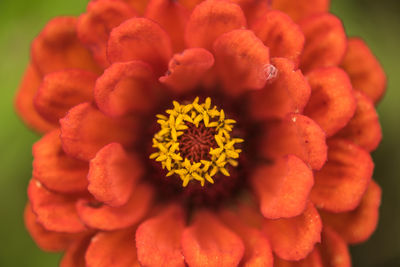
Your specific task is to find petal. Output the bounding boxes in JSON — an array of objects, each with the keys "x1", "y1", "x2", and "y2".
[
  {"x1": 107, "y1": 17, "x2": 172, "y2": 75},
  {"x1": 179, "y1": 0, "x2": 203, "y2": 10},
  {"x1": 28, "y1": 179, "x2": 86, "y2": 233},
  {"x1": 31, "y1": 17, "x2": 101, "y2": 75},
  {"x1": 159, "y1": 48, "x2": 214, "y2": 94},
  {"x1": 263, "y1": 202, "x2": 322, "y2": 261},
  {"x1": 60, "y1": 236, "x2": 91, "y2": 267},
  {"x1": 299, "y1": 14, "x2": 347, "y2": 73},
  {"x1": 34, "y1": 69, "x2": 97, "y2": 123},
  {"x1": 319, "y1": 227, "x2": 351, "y2": 267},
  {"x1": 136, "y1": 204, "x2": 186, "y2": 267},
  {"x1": 122, "y1": 0, "x2": 150, "y2": 14},
  {"x1": 145, "y1": 0, "x2": 189, "y2": 52},
  {"x1": 230, "y1": 0, "x2": 270, "y2": 27},
  {"x1": 341, "y1": 38, "x2": 386, "y2": 103},
  {"x1": 249, "y1": 57, "x2": 311, "y2": 120},
  {"x1": 60, "y1": 103, "x2": 140, "y2": 161},
  {"x1": 260, "y1": 114, "x2": 327, "y2": 170},
  {"x1": 321, "y1": 181, "x2": 381, "y2": 244},
  {"x1": 77, "y1": 0, "x2": 137, "y2": 68},
  {"x1": 77, "y1": 183, "x2": 154, "y2": 230},
  {"x1": 304, "y1": 67, "x2": 356, "y2": 137},
  {"x1": 33, "y1": 130, "x2": 89, "y2": 193},
  {"x1": 213, "y1": 29, "x2": 270, "y2": 96},
  {"x1": 86, "y1": 227, "x2": 140, "y2": 267},
  {"x1": 181, "y1": 210, "x2": 245, "y2": 267},
  {"x1": 251, "y1": 155, "x2": 314, "y2": 219},
  {"x1": 311, "y1": 139, "x2": 373, "y2": 212},
  {"x1": 274, "y1": 250, "x2": 323, "y2": 267},
  {"x1": 185, "y1": 0, "x2": 246, "y2": 50},
  {"x1": 335, "y1": 91, "x2": 382, "y2": 152},
  {"x1": 252, "y1": 10, "x2": 305, "y2": 63},
  {"x1": 272, "y1": 0, "x2": 330, "y2": 22},
  {"x1": 14, "y1": 64, "x2": 56, "y2": 133},
  {"x1": 88, "y1": 143, "x2": 143, "y2": 207}
]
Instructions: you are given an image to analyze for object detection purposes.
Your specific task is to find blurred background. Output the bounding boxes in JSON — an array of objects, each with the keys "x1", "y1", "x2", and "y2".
[{"x1": 0, "y1": 0, "x2": 399, "y2": 266}]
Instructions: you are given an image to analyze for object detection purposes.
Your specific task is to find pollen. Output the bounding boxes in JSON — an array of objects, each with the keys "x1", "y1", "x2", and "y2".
[{"x1": 150, "y1": 97, "x2": 243, "y2": 187}]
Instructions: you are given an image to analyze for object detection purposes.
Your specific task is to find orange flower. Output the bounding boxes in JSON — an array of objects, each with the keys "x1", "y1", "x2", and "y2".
[{"x1": 16, "y1": 0, "x2": 385, "y2": 266}]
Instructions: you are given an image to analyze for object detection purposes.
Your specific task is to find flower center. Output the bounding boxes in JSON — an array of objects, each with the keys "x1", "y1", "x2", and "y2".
[{"x1": 150, "y1": 97, "x2": 243, "y2": 187}]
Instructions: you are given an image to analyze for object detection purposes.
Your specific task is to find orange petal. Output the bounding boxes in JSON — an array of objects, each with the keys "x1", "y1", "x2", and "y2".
[
  {"x1": 14, "y1": 64, "x2": 56, "y2": 133},
  {"x1": 249, "y1": 57, "x2": 311, "y2": 120},
  {"x1": 340, "y1": 38, "x2": 386, "y2": 103},
  {"x1": 28, "y1": 179, "x2": 87, "y2": 233},
  {"x1": 252, "y1": 10, "x2": 304, "y2": 63},
  {"x1": 88, "y1": 143, "x2": 143, "y2": 207},
  {"x1": 335, "y1": 91, "x2": 382, "y2": 152},
  {"x1": 274, "y1": 250, "x2": 323, "y2": 267},
  {"x1": 60, "y1": 236, "x2": 92, "y2": 267},
  {"x1": 179, "y1": 0, "x2": 203, "y2": 10},
  {"x1": 185, "y1": 0, "x2": 246, "y2": 50},
  {"x1": 159, "y1": 48, "x2": 214, "y2": 94},
  {"x1": 77, "y1": 183, "x2": 154, "y2": 230},
  {"x1": 311, "y1": 139, "x2": 373, "y2": 212},
  {"x1": 122, "y1": 0, "x2": 150, "y2": 14},
  {"x1": 260, "y1": 114, "x2": 327, "y2": 170},
  {"x1": 213, "y1": 29, "x2": 270, "y2": 96},
  {"x1": 31, "y1": 17, "x2": 101, "y2": 75},
  {"x1": 272, "y1": 0, "x2": 330, "y2": 22},
  {"x1": 251, "y1": 155, "x2": 314, "y2": 219},
  {"x1": 107, "y1": 17, "x2": 172, "y2": 76},
  {"x1": 33, "y1": 129, "x2": 89, "y2": 193},
  {"x1": 319, "y1": 227, "x2": 351, "y2": 267},
  {"x1": 181, "y1": 210, "x2": 245, "y2": 267},
  {"x1": 263, "y1": 202, "x2": 322, "y2": 261},
  {"x1": 321, "y1": 181, "x2": 381, "y2": 244},
  {"x1": 299, "y1": 14, "x2": 346, "y2": 73},
  {"x1": 230, "y1": 0, "x2": 270, "y2": 27},
  {"x1": 85, "y1": 227, "x2": 140, "y2": 267},
  {"x1": 60, "y1": 103, "x2": 140, "y2": 161},
  {"x1": 34, "y1": 69, "x2": 97, "y2": 123},
  {"x1": 136, "y1": 204, "x2": 186, "y2": 267},
  {"x1": 77, "y1": 0, "x2": 137, "y2": 68},
  {"x1": 304, "y1": 67, "x2": 356, "y2": 137}
]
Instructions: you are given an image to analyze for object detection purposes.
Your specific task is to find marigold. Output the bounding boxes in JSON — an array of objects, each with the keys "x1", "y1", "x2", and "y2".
[{"x1": 16, "y1": 0, "x2": 385, "y2": 266}]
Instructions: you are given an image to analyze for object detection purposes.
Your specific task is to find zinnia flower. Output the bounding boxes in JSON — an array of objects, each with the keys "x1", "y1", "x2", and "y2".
[{"x1": 16, "y1": 0, "x2": 385, "y2": 266}]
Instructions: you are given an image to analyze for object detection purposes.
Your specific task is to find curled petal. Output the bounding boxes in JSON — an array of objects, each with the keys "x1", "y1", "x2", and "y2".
[
  {"x1": 274, "y1": 250, "x2": 323, "y2": 267},
  {"x1": 136, "y1": 204, "x2": 186, "y2": 267},
  {"x1": 60, "y1": 236, "x2": 91, "y2": 267},
  {"x1": 311, "y1": 139, "x2": 373, "y2": 212},
  {"x1": 304, "y1": 67, "x2": 356, "y2": 137},
  {"x1": 319, "y1": 227, "x2": 351, "y2": 267},
  {"x1": 230, "y1": 0, "x2": 270, "y2": 27},
  {"x1": 122, "y1": 0, "x2": 150, "y2": 14},
  {"x1": 182, "y1": 210, "x2": 245, "y2": 267},
  {"x1": 272, "y1": 0, "x2": 330, "y2": 22},
  {"x1": 185, "y1": 0, "x2": 246, "y2": 50}
]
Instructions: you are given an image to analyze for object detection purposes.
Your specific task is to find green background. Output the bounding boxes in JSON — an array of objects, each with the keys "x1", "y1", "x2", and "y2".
[{"x1": 0, "y1": 0, "x2": 399, "y2": 266}]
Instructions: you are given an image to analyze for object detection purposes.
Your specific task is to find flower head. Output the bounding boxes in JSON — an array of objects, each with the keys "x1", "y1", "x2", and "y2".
[{"x1": 16, "y1": 0, "x2": 385, "y2": 266}]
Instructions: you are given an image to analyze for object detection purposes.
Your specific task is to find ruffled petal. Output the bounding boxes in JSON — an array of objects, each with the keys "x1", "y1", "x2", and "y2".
[
  {"x1": 185, "y1": 0, "x2": 246, "y2": 50},
  {"x1": 252, "y1": 10, "x2": 304, "y2": 63},
  {"x1": 251, "y1": 155, "x2": 314, "y2": 219},
  {"x1": 304, "y1": 67, "x2": 356, "y2": 137},
  {"x1": 94, "y1": 61, "x2": 158, "y2": 117},
  {"x1": 31, "y1": 17, "x2": 101, "y2": 75},
  {"x1": 311, "y1": 139, "x2": 373, "y2": 212},
  {"x1": 33, "y1": 130, "x2": 89, "y2": 193},
  {"x1": 319, "y1": 227, "x2": 351, "y2": 267},
  {"x1": 249, "y1": 58, "x2": 311, "y2": 120},
  {"x1": 272, "y1": 0, "x2": 330, "y2": 22},
  {"x1": 299, "y1": 14, "x2": 346, "y2": 73},
  {"x1": 213, "y1": 29, "x2": 270, "y2": 96},
  {"x1": 321, "y1": 181, "x2": 381, "y2": 244},
  {"x1": 85, "y1": 227, "x2": 140, "y2": 267},
  {"x1": 88, "y1": 143, "x2": 143, "y2": 207},
  {"x1": 60, "y1": 236, "x2": 91, "y2": 267},
  {"x1": 340, "y1": 38, "x2": 386, "y2": 103},
  {"x1": 136, "y1": 204, "x2": 185, "y2": 267},
  {"x1": 77, "y1": 183, "x2": 154, "y2": 230},
  {"x1": 107, "y1": 17, "x2": 172, "y2": 75},
  {"x1": 28, "y1": 179, "x2": 86, "y2": 233},
  {"x1": 181, "y1": 210, "x2": 245, "y2": 267},
  {"x1": 159, "y1": 48, "x2": 214, "y2": 94},
  {"x1": 34, "y1": 69, "x2": 97, "y2": 123},
  {"x1": 260, "y1": 114, "x2": 327, "y2": 170},
  {"x1": 262, "y1": 202, "x2": 322, "y2": 261},
  {"x1": 274, "y1": 250, "x2": 323, "y2": 267},
  {"x1": 336, "y1": 91, "x2": 382, "y2": 152},
  {"x1": 60, "y1": 103, "x2": 140, "y2": 161},
  {"x1": 122, "y1": 0, "x2": 150, "y2": 14},
  {"x1": 77, "y1": 0, "x2": 137, "y2": 68},
  {"x1": 230, "y1": 0, "x2": 270, "y2": 27}
]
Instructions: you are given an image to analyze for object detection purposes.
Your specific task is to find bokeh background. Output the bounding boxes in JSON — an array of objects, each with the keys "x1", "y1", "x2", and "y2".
[{"x1": 0, "y1": 0, "x2": 399, "y2": 266}]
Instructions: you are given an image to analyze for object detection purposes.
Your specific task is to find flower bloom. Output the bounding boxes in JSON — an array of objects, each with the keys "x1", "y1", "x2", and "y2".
[{"x1": 16, "y1": 0, "x2": 385, "y2": 266}]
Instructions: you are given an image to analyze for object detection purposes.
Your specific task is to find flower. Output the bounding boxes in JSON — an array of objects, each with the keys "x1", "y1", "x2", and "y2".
[{"x1": 16, "y1": 0, "x2": 385, "y2": 266}]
